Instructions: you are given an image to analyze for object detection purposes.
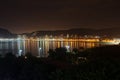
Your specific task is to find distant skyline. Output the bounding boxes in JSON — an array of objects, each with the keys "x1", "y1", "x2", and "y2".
[{"x1": 0, "y1": 0, "x2": 120, "y2": 33}]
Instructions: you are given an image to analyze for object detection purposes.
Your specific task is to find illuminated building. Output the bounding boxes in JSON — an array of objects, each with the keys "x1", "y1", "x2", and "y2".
[{"x1": 0, "y1": 34, "x2": 118, "y2": 57}]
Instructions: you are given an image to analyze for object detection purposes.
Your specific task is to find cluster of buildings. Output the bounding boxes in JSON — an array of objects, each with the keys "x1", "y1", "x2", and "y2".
[{"x1": 0, "y1": 34, "x2": 119, "y2": 57}]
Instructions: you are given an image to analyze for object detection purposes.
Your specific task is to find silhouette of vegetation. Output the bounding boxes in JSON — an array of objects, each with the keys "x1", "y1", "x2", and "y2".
[
  {"x1": 48, "y1": 47, "x2": 67, "y2": 60},
  {"x1": 48, "y1": 49, "x2": 55, "y2": 58},
  {"x1": 25, "y1": 52, "x2": 33, "y2": 58},
  {"x1": 72, "y1": 48, "x2": 79, "y2": 54},
  {"x1": 48, "y1": 47, "x2": 79, "y2": 64},
  {"x1": 0, "y1": 46, "x2": 120, "y2": 80}
]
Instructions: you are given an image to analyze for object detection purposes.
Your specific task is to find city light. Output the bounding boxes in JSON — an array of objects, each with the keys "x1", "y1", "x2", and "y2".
[
  {"x1": 38, "y1": 47, "x2": 42, "y2": 57},
  {"x1": 19, "y1": 49, "x2": 22, "y2": 56},
  {"x1": 0, "y1": 37, "x2": 118, "y2": 57},
  {"x1": 66, "y1": 45, "x2": 70, "y2": 52},
  {"x1": 39, "y1": 47, "x2": 42, "y2": 50},
  {"x1": 65, "y1": 45, "x2": 70, "y2": 49}
]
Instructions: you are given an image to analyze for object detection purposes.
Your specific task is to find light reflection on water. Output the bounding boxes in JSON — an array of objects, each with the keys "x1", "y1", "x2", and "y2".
[
  {"x1": 26, "y1": 40, "x2": 100, "y2": 57},
  {"x1": 0, "y1": 38, "x2": 115, "y2": 57}
]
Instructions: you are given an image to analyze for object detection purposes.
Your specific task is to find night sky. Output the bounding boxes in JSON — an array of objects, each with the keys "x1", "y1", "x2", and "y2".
[{"x1": 0, "y1": 0, "x2": 120, "y2": 33}]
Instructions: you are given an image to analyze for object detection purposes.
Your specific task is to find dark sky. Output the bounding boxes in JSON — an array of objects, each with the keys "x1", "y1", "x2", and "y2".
[{"x1": 0, "y1": 0, "x2": 120, "y2": 33}]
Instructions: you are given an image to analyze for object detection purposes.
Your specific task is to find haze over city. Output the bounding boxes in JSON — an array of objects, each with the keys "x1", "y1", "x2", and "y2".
[{"x1": 0, "y1": 0, "x2": 120, "y2": 33}]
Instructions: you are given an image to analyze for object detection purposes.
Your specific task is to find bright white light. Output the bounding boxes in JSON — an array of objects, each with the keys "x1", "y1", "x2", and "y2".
[
  {"x1": 66, "y1": 45, "x2": 70, "y2": 52},
  {"x1": 113, "y1": 38, "x2": 120, "y2": 45},
  {"x1": 113, "y1": 41, "x2": 120, "y2": 45},
  {"x1": 38, "y1": 48, "x2": 42, "y2": 57},
  {"x1": 66, "y1": 45, "x2": 70, "y2": 49},
  {"x1": 18, "y1": 49, "x2": 22, "y2": 56},
  {"x1": 39, "y1": 47, "x2": 42, "y2": 50},
  {"x1": 52, "y1": 38, "x2": 55, "y2": 41},
  {"x1": 19, "y1": 49, "x2": 22, "y2": 53}
]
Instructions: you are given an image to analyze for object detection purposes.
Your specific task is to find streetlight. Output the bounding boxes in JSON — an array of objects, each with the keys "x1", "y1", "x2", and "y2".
[
  {"x1": 65, "y1": 45, "x2": 70, "y2": 52},
  {"x1": 38, "y1": 47, "x2": 42, "y2": 57},
  {"x1": 19, "y1": 49, "x2": 22, "y2": 56}
]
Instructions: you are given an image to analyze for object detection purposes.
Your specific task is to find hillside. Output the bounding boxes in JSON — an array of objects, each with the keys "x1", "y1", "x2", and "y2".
[
  {"x1": 0, "y1": 28, "x2": 16, "y2": 38},
  {"x1": 28, "y1": 28, "x2": 120, "y2": 37}
]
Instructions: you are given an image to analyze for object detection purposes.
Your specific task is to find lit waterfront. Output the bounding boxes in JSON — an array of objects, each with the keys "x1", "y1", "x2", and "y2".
[{"x1": 0, "y1": 37, "x2": 119, "y2": 57}]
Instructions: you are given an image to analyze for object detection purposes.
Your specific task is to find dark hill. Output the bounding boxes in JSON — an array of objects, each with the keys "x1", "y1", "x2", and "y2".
[
  {"x1": 0, "y1": 28, "x2": 16, "y2": 38},
  {"x1": 30, "y1": 28, "x2": 97, "y2": 37},
  {"x1": 25, "y1": 27, "x2": 120, "y2": 37}
]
